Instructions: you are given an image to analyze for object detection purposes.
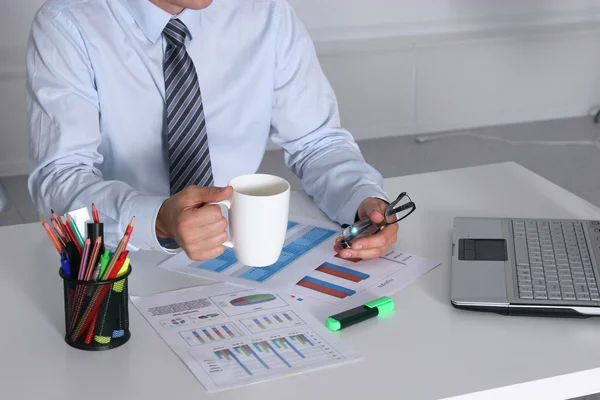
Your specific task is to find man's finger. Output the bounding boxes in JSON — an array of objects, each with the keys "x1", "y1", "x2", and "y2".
[
  {"x1": 187, "y1": 244, "x2": 226, "y2": 262},
  {"x1": 359, "y1": 198, "x2": 388, "y2": 223},
  {"x1": 181, "y1": 228, "x2": 229, "y2": 253},
  {"x1": 193, "y1": 217, "x2": 228, "y2": 240},
  {"x1": 349, "y1": 224, "x2": 398, "y2": 250},
  {"x1": 351, "y1": 233, "x2": 388, "y2": 250},
  {"x1": 368, "y1": 210, "x2": 385, "y2": 224},
  {"x1": 339, "y1": 246, "x2": 386, "y2": 261},
  {"x1": 178, "y1": 205, "x2": 224, "y2": 231},
  {"x1": 183, "y1": 185, "x2": 233, "y2": 208}
]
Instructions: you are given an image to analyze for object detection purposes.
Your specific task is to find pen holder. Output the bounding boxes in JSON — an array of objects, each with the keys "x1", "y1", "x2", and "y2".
[{"x1": 59, "y1": 266, "x2": 132, "y2": 351}]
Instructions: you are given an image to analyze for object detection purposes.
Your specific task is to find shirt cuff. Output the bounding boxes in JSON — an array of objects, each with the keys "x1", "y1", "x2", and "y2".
[
  {"x1": 339, "y1": 185, "x2": 389, "y2": 226},
  {"x1": 121, "y1": 195, "x2": 178, "y2": 253}
]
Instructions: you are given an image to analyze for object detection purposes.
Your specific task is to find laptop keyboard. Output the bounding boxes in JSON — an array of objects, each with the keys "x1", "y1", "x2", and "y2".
[{"x1": 512, "y1": 220, "x2": 599, "y2": 301}]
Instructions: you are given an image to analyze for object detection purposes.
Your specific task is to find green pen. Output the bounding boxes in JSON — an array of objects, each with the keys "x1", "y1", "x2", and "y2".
[
  {"x1": 98, "y1": 249, "x2": 111, "y2": 280},
  {"x1": 326, "y1": 296, "x2": 394, "y2": 331},
  {"x1": 67, "y1": 217, "x2": 85, "y2": 248}
]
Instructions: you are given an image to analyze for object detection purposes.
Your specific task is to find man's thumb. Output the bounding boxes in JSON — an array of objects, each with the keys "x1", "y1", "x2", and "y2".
[
  {"x1": 362, "y1": 199, "x2": 386, "y2": 224},
  {"x1": 184, "y1": 186, "x2": 233, "y2": 207}
]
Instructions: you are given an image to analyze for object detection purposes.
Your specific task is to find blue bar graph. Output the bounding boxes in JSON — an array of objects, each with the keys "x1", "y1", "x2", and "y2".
[
  {"x1": 195, "y1": 222, "x2": 298, "y2": 273},
  {"x1": 317, "y1": 262, "x2": 370, "y2": 282},
  {"x1": 226, "y1": 349, "x2": 252, "y2": 376},
  {"x1": 244, "y1": 345, "x2": 269, "y2": 370},
  {"x1": 264, "y1": 341, "x2": 292, "y2": 368},
  {"x1": 239, "y1": 227, "x2": 337, "y2": 282},
  {"x1": 211, "y1": 333, "x2": 329, "y2": 380},
  {"x1": 283, "y1": 337, "x2": 305, "y2": 359},
  {"x1": 301, "y1": 334, "x2": 314, "y2": 346},
  {"x1": 195, "y1": 248, "x2": 237, "y2": 272},
  {"x1": 300, "y1": 276, "x2": 356, "y2": 296}
]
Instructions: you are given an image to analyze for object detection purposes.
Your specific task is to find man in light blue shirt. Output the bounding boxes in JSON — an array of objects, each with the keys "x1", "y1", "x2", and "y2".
[{"x1": 26, "y1": 0, "x2": 398, "y2": 261}]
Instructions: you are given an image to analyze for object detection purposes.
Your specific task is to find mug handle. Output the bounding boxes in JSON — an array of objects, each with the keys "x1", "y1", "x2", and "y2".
[{"x1": 208, "y1": 199, "x2": 234, "y2": 248}]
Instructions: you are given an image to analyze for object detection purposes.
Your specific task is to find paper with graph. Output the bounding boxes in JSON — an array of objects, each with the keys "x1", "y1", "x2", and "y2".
[
  {"x1": 131, "y1": 283, "x2": 360, "y2": 392},
  {"x1": 158, "y1": 217, "x2": 441, "y2": 318}
]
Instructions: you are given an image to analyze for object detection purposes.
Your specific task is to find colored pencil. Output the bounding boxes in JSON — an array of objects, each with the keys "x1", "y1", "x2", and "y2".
[
  {"x1": 101, "y1": 217, "x2": 134, "y2": 280},
  {"x1": 67, "y1": 214, "x2": 85, "y2": 248},
  {"x1": 78, "y1": 239, "x2": 91, "y2": 280},
  {"x1": 92, "y1": 203, "x2": 100, "y2": 223},
  {"x1": 41, "y1": 220, "x2": 63, "y2": 253},
  {"x1": 51, "y1": 219, "x2": 68, "y2": 244},
  {"x1": 84, "y1": 237, "x2": 102, "y2": 282},
  {"x1": 61, "y1": 216, "x2": 82, "y2": 254}
]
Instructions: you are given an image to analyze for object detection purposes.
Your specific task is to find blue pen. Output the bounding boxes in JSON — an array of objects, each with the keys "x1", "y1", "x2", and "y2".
[{"x1": 60, "y1": 252, "x2": 72, "y2": 278}]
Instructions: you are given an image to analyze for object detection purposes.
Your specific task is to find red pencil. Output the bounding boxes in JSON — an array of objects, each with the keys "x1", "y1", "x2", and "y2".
[
  {"x1": 92, "y1": 203, "x2": 100, "y2": 224},
  {"x1": 61, "y1": 216, "x2": 82, "y2": 254}
]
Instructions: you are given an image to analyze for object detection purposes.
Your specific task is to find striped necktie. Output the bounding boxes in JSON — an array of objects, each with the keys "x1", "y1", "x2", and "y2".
[{"x1": 163, "y1": 19, "x2": 214, "y2": 195}]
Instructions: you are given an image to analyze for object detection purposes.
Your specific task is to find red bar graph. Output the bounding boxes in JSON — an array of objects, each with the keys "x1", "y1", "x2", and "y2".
[
  {"x1": 316, "y1": 262, "x2": 370, "y2": 283},
  {"x1": 297, "y1": 279, "x2": 346, "y2": 299},
  {"x1": 296, "y1": 276, "x2": 356, "y2": 299}
]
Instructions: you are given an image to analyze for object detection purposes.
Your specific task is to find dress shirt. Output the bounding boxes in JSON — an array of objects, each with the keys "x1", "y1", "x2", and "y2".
[{"x1": 26, "y1": 0, "x2": 388, "y2": 252}]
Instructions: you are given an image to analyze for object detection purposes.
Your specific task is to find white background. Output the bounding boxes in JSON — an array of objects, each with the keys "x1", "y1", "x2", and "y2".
[{"x1": 2, "y1": 0, "x2": 600, "y2": 175}]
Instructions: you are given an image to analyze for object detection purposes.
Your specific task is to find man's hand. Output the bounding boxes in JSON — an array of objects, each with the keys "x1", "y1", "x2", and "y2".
[
  {"x1": 156, "y1": 186, "x2": 233, "y2": 261},
  {"x1": 334, "y1": 198, "x2": 398, "y2": 260}
]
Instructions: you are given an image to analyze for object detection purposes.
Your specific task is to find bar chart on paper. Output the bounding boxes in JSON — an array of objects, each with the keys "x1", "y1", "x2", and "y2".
[
  {"x1": 240, "y1": 311, "x2": 305, "y2": 334},
  {"x1": 194, "y1": 329, "x2": 346, "y2": 388},
  {"x1": 180, "y1": 323, "x2": 244, "y2": 346},
  {"x1": 191, "y1": 222, "x2": 302, "y2": 274},
  {"x1": 235, "y1": 227, "x2": 337, "y2": 283},
  {"x1": 132, "y1": 284, "x2": 362, "y2": 393},
  {"x1": 287, "y1": 250, "x2": 442, "y2": 319}
]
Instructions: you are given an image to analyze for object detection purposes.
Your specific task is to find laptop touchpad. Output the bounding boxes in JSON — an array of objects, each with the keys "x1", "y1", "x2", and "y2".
[{"x1": 459, "y1": 239, "x2": 507, "y2": 261}]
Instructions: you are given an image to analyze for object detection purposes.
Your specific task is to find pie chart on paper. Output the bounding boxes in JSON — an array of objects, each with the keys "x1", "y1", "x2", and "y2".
[{"x1": 230, "y1": 294, "x2": 276, "y2": 307}]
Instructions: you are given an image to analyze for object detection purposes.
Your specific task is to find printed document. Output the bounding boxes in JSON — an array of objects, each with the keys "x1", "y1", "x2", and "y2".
[
  {"x1": 131, "y1": 283, "x2": 361, "y2": 392},
  {"x1": 158, "y1": 217, "x2": 441, "y2": 318}
]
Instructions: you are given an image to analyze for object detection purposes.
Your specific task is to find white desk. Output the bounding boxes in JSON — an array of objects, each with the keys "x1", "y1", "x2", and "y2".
[{"x1": 3, "y1": 162, "x2": 600, "y2": 400}]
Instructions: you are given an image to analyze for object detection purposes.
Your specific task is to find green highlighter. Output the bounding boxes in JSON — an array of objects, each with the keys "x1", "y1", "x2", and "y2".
[
  {"x1": 98, "y1": 249, "x2": 111, "y2": 280},
  {"x1": 326, "y1": 296, "x2": 394, "y2": 331}
]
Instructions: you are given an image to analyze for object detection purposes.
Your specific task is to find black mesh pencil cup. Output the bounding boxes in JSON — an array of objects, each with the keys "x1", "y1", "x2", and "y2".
[{"x1": 59, "y1": 266, "x2": 132, "y2": 350}]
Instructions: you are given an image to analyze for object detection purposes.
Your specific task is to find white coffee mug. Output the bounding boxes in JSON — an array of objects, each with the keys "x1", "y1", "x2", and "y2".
[{"x1": 212, "y1": 174, "x2": 290, "y2": 267}]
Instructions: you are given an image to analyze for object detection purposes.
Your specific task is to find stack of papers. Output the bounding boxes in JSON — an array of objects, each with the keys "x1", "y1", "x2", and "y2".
[
  {"x1": 134, "y1": 217, "x2": 441, "y2": 392},
  {"x1": 158, "y1": 217, "x2": 441, "y2": 319}
]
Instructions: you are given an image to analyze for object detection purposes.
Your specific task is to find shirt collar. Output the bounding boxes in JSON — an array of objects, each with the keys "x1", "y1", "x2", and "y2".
[{"x1": 124, "y1": 0, "x2": 194, "y2": 44}]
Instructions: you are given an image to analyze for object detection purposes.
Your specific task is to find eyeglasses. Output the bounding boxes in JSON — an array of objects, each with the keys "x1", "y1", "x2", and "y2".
[
  {"x1": 339, "y1": 192, "x2": 416, "y2": 249},
  {"x1": 383, "y1": 192, "x2": 416, "y2": 225}
]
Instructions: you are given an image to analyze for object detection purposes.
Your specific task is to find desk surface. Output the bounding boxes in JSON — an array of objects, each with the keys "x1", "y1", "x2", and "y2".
[{"x1": 2, "y1": 162, "x2": 600, "y2": 400}]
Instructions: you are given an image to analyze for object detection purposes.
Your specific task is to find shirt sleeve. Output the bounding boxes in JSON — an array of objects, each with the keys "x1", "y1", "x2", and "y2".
[
  {"x1": 26, "y1": 7, "x2": 170, "y2": 252},
  {"x1": 269, "y1": 0, "x2": 389, "y2": 226}
]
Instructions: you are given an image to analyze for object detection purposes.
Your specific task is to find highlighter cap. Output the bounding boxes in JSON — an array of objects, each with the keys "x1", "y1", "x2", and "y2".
[
  {"x1": 365, "y1": 296, "x2": 395, "y2": 315},
  {"x1": 325, "y1": 317, "x2": 342, "y2": 331}
]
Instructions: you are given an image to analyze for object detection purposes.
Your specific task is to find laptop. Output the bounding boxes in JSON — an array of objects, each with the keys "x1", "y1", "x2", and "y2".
[{"x1": 450, "y1": 217, "x2": 600, "y2": 317}]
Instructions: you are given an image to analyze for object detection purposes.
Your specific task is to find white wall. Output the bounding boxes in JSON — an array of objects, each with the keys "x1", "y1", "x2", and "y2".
[
  {"x1": 289, "y1": 0, "x2": 600, "y2": 40},
  {"x1": 0, "y1": 0, "x2": 45, "y2": 176},
  {"x1": 2, "y1": 1, "x2": 600, "y2": 176}
]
